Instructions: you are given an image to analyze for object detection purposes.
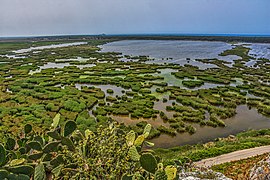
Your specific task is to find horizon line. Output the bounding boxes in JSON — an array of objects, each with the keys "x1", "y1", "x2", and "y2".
[{"x1": 1, "y1": 33, "x2": 270, "y2": 39}]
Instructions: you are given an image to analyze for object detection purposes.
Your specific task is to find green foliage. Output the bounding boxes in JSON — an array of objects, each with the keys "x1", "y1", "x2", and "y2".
[
  {"x1": 34, "y1": 163, "x2": 46, "y2": 180},
  {"x1": 63, "y1": 99, "x2": 86, "y2": 112},
  {"x1": 126, "y1": 130, "x2": 136, "y2": 147},
  {"x1": 0, "y1": 169, "x2": 8, "y2": 179},
  {"x1": 128, "y1": 145, "x2": 140, "y2": 161},
  {"x1": 27, "y1": 141, "x2": 42, "y2": 151},
  {"x1": 165, "y1": 166, "x2": 177, "y2": 180},
  {"x1": 52, "y1": 113, "x2": 60, "y2": 129},
  {"x1": 0, "y1": 117, "x2": 178, "y2": 179},
  {"x1": 140, "y1": 153, "x2": 158, "y2": 174},
  {"x1": 24, "y1": 124, "x2": 32, "y2": 134},
  {"x1": 107, "y1": 89, "x2": 114, "y2": 94},
  {"x1": 0, "y1": 144, "x2": 6, "y2": 166},
  {"x1": 76, "y1": 111, "x2": 96, "y2": 131},
  {"x1": 42, "y1": 141, "x2": 60, "y2": 153},
  {"x1": 155, "y1": 128, "x2": 270, "y2": 165},
  {"x1": 10, "y1": 159, "x2": 26, "y2": 166},
  {"x1": 8, "y1": 165, "x2": 34, "y2": 175},
  {"x1": 143, "y1": 124, "x2": 152, "y2": 138},
  {"x1": 63, "y1": 120, "x2": 77, "y2": 137},
  {"x1": 6, "y1": 138, "x2": 16, "y2": 150},
  {"x1": 182, "y1": 80, "x2": 204, "y2": 88},
  {"x1": 134, "y1": 135, "x2": 145, "y2": 146},
  {"x1": 155, "y1": 169, "x2": 168, "y2": 180}
]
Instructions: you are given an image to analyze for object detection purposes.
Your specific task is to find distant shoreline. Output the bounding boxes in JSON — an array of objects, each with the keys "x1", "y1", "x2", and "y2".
[{"x1": 1, "y1": 34, "x2": 270, "y2": 43}]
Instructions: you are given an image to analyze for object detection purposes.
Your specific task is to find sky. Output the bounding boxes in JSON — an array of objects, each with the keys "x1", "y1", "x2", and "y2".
[{"x1": 0, "y1": 0, "x2": 270, "y2": 37}]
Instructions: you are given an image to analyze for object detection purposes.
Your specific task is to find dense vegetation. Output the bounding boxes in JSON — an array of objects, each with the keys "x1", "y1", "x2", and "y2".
[
  {"x1": 0, "y1": 116, "x2": 179, "y2": 179},
  {"x1": 0, "y1": 39, "x2": 269, "y2": 142},
  {"x1": 0, "y1": 38, "x2": 270, "y2": 178},
  {"x1": 155, "y1": 129, "x2": 270, "y2": 164}
]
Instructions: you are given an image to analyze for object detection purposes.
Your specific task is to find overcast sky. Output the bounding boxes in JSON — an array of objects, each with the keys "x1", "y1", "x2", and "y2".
[{"x1": 0, "y1": 0, "x2": 269, "y2": 37}]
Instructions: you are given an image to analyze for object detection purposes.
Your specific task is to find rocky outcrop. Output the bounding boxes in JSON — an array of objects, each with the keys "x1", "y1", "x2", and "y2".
[
  {"x1": 178, "y1": 168, "x2": 231, "y2": 180},
  {"x1": 249, "y1": 155, "x2": 270, "y2": 180}
]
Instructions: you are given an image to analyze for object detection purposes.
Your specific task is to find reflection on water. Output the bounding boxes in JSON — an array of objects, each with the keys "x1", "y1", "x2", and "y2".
[
  {"x1": 153, "y1": 68, "x2": 238, "y2": 89},
  {"x1": 151, "y1": 105, "x2": 270, "y2": 148},
  {"x1": 101, "y1": 40, "x2": 240, "y2": 69}
]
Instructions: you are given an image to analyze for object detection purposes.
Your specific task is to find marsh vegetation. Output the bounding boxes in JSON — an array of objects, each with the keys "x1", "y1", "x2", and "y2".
[{"x1": 0, "y1": 38, "x2": 270, "y2": 149}]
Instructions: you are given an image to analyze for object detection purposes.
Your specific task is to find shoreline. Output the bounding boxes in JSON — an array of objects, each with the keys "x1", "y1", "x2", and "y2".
[{"x1": 1, "y1": 34, "x2": 270, "y2": 43}]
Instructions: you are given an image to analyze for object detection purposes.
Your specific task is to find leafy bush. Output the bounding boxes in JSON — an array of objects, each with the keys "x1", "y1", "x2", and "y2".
[
  {"x1": 63, "y1": 99, "x2": 86, "y2": 112},
  {"x1": 0, "y1": 115, "x2": 178, "y2": 179}
]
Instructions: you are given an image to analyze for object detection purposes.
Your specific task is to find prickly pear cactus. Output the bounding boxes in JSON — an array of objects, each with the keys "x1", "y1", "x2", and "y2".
[
  {"x1": 63, "y1": 120, "x2": 77, "y2": 137},
  {"x1": 154, "y1": 170, "x2": 168, "y2": 180},
  {"x1": 143, "y1": 124, "x2": 151, "y2": 138},
  {"x1": 8, "y1": 165, "x2": 34, "y2": 175},
  {"x1": 34, "y1": 163, "x2": 46, "y2": 180},
  {"x1": 0, "y1": 143, "x2": 6, "y2": 166},
  {"x1": 0, "y1": 169, "x2": 8, "y2": 179},
  {"x1": 126, "y1": 130, "x2": 136, "y2": 147},
  {"x1": 24, "y1": 124, "x2": 32, "y2": 134},
  {"x1": 6, "y1": 138, "x2": 16, "y2": 150},
  {"x1": 128, "y1": 145, "x2": 140, "y2": 161},
  {"x1": 47, "y1": 130, "x2": 62, "y2": 140},
  {"x1": 132, "y1": 172, "x2": 145, "y2": 180},
  {"x1": 140, "y1": 153, "x2": 157, "y2": 174},
  {"x1": 27, "y1": 141, "x2": 42, "y2": 151},
  {"x1": 121, "y1": 173, "x2": 133, "y2": 180},
  {"x1": 134, "y1": 135, "x2": 145, "y2": 146},
  {"x1": 154, "y1": 163, "x2": 167, "y2": 180},
  {"x1": 42, "y1": 141, "x2": 61, "y2": 153},
  {"x1": 52, "y1": 113, "x2": 60, "y2": 129},
  {"x1": 165, "y1": 165, "x2": 177, "y2": 180},
  {"x1": 10, "y1": 158, "x2": 26, "y2": 166}
]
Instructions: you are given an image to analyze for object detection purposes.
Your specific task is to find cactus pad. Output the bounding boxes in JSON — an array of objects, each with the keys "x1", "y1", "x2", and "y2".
[
  {"x1": 8, "y1": 165, "x2": 34, "y2": 175},
  {"x1": 42, "y1": 141, "x2": 60, "y2": 153},
  {"x1": 140, "y1": 153, "x2": 157, "y2": 174},
  {"x1": 63, "y1": 120, "x2": 77, "y2": 137},
  {"x1": 165, "y1": 165, "x2": 177, "y2": 180},
  {"x1": 28, "y1": 153, "x2": 44, "y2": 160},
  {"x1": 134, "y1": 135, "x2": 145, "y2": 146},
  {"x1": 34, "y1": 163, "x2": 46, "y2": 180},
  {"x1": 27, "y1": 141, "x2": 42, "y2": 151},
  {"x1": 47, "y1": 130, "x2": 62, "y2": 140},
  {"x1": 0, "y1": 169, "x2": 8, "y2": 179},
  {"x1": 52, "y1": 113, "x2": 61, "y2": 129},
  {"x1": 24, "y1": 124, "x2": 32, "y2": 134},
  {"x1": 154, "y1": 170, "x2": 168, "y2": 180},
  {"x1": 0, "y1": 143, "x2": 6, "y2": 166},
  {"x1": 143, "y1": 124, "x2": 152, "y2": 138},
  {"x1": 10, "y1": 158, "x2": 26, "y2": 166},
  {"x1": 6, "y1": 138, "x2": 16, "y2": 150},
  {"x1": 126, "y1": 130, "x2": 136, "y2": 147},
  {"x1": 128, "y1": 145, "x2": 140, "y2": 161}
]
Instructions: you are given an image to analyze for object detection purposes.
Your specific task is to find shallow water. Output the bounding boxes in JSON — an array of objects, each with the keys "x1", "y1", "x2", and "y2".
[
  {"x1": 76, "y1": 80, "x2": 270, "y2": 148},
  {"x1": 247, "y1": 43, "x2": 270, "y2": 59},
  {"x1": 13, "y1": 42, "x2": 87, "y2": 54},
  {"x1": 101, "y1": 40, "x2": 240, "y2": 69},
  {"x1": 29, "y1": 62, "x2": 96, "y2": 74},
  {"x1": 151, "y1": 105, "x2": 270, "y2": 148},
  {"x1": 55, "y1": 57, "x2": 93, "y2": 62},
  {"x1": 152, "y1": 68, "x2": 237, "y2": 89},
  {"x1": 75, "y1": 84, "x2": 126, "y2": 97}
]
